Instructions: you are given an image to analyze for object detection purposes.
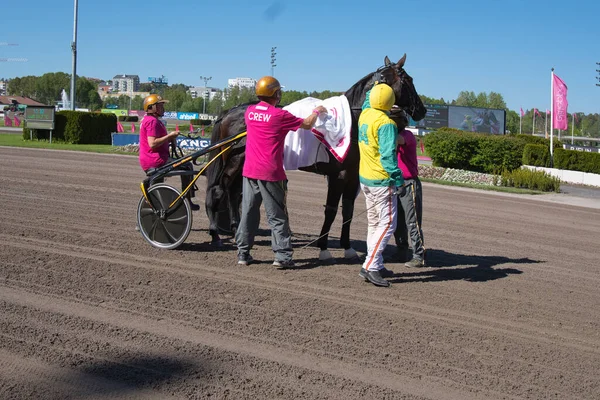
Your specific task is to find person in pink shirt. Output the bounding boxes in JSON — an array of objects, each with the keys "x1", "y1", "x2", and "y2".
[
  {"x1": 236, "y1": 76, "x2": 327, "y2": 267},
  {"x1": 139, "y1": 94, "x2": 199, "y2": 211},
  {"x1": 394, "y1": 129, "x2": 426, "y2": 267}
]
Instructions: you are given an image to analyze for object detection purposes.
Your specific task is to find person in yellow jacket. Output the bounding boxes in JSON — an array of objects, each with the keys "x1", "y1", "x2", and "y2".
[{"x1": 357, "y1": 83, "x2": 404, "y2": 287}]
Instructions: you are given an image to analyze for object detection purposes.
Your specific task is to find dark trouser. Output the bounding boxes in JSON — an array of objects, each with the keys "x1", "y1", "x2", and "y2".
[
  {"x1": 235, "y1": 177, "x2": 293, "y2": 263},
  {"x1": 145, "y1": 158, "x2": 195, "y2": 200},
  {"x1": 394, "y1": 178, "x2": 424, "y2": 261}
]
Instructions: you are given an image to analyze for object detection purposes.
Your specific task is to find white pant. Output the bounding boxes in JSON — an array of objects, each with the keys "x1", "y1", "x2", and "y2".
[{"x1": 361, "y1": 184, "x2": 397, "y2": 271}]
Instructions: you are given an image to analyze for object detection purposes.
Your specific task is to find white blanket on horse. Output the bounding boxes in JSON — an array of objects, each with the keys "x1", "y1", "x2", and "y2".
[{"x1": 282, "y1": 95, "x2": 352, "y2": 171}]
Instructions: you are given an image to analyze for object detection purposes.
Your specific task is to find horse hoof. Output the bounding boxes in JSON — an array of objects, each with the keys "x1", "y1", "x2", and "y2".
[
  {"x1": 319, "y1": 249, "x2": 334, "y2": 262},
  {"x1": 344, "y1": 248, "x2": 359, "y2": 260}
]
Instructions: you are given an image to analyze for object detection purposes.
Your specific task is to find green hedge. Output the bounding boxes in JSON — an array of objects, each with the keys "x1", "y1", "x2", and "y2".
[
  {"x1": 23, "y1": 111, "x2": 116, "y2": 144},
  {"x1": 424, "y1": 128, "x2": 561, "y2": 173},
  {"x1": 522, "y1": 144, "x2": 551, "y2": 167},
  {"x1": 553, "y1": 148, "x2": 600, "y2": 174}
]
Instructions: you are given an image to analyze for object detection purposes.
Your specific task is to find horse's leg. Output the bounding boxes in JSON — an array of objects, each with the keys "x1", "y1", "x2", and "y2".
[
  {"x1": 317, "y1": 174, "x2": 344, "y2": 262},
  {"x1": 205, "y1": 185, "x2": 223, "y2": 247},
  {"x1": 226, "y1": 173, "x2": 243, "y2": 235},
  {"x1": 340, "y1": 169, "x2": 360, "y2": 260}
]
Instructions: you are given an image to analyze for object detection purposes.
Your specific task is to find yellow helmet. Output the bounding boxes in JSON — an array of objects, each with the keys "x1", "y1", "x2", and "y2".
[
  {"x1": 369, "y1": 84, "x2": 395, "y2": 111},
  {"x1": 255, "y1": 76, "x2": 282, "y2": 98},
  {"x1": 143, "y1": 94, "x2": 168, "y2": 112}
]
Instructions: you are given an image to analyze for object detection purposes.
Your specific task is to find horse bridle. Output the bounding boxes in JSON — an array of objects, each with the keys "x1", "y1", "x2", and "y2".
[{"x1": 350, "y1": 64, "x2": 406, "y2": 113}]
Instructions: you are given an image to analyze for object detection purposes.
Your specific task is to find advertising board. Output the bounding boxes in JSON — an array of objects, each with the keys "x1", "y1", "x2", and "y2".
[
  {"x1": 25, "y1": 106, "x2": 55, "y2": 130},
  {"x1": 448, "y1": 106, "x2": 506, "y2": 134},
  {"x1": 409, "y1": 104, "x2": 506, "y2": 134}
]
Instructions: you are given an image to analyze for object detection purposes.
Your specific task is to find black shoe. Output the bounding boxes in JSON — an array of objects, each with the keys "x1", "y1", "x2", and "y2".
[
  {"x1": 273, "y1": 260, "x2": 295, "y2": 269},
  {"x1": 362, "y1": 269, "x2": 391, "y2": 287},
  {"x1": 189, "y1": 201, "x2": 200, "y2": 211},
  {"x1": 237, "y1": 255, "x2": 254, "y2": 266},
  {"x1": 359, "y1": 267, "x2": 393, "y2": 281}
]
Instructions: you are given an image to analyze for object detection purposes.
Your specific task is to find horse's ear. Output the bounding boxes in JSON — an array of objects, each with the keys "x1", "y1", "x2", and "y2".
[
  {"x1": 384, "y1": 56, "x2": 392, "y2": 66},
  {"x1": 397, "y1": 53, "x2": 407, "y2": 68}
]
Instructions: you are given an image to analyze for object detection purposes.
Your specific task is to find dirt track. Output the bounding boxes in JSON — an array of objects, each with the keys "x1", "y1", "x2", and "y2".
[{"x1": 1, "y1": 147, "x2": 599, "y2": 400}]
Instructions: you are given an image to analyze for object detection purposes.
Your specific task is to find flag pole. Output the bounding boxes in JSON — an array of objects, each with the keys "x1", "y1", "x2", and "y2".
[
  {"x1": 532, "y1": 110, "x2": 536, "y2": 135},
  {"x1": 519, "y1": 112, "x2": 522, "y2": 134},
  {"x1": 550, "y1": 68, "x2": 554, "y2": 164},
  {"x1": 571, "y1": 113, "x2": 574, "y2": 144}
]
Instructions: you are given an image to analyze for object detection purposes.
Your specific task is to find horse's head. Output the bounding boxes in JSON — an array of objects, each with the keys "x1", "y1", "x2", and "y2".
[{"x1": 373, "y1": 54, "x2": 427, "y2": 122}]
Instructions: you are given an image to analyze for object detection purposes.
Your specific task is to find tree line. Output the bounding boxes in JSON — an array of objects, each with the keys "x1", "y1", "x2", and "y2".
[
  {"x1": 7, "y1": 73, "x2": 102, "y2": 110},
  {"x1": 5, "y1": 72, "x2": 599, "y2": 138}
]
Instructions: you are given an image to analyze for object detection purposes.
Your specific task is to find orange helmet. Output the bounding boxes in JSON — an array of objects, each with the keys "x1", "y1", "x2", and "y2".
[
  {"x1": 255, "y1": 76, "x2": 282, "y2": 98},
  {"x1": 143, "y1": 94, "x2": 168, "y2": 112}
]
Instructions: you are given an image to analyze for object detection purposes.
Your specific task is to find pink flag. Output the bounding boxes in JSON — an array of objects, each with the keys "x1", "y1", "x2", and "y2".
[
  {"x1": 4, "y1": 116, "x2": 12, "y2": 127},
  {"x1": 574, "y1": 113, "x2": 578, "y2": 123},
  {"x1": 14, "y1": 115, "x2": 20, "y2": 127},
  {"x1": 546, "y1": 109, "x2": 550, "y2": 115},
  {"x1": 190, "y1": 123, "x2": 194, "y2": 133},
  {"x1": 420, "y1": 139, "x2": 425, "y2": 154},
  {"x1": 117, "y1": 121, "x2": 124, "y2": 133},
  {"x1": 131, "y1": 123, "x2": 136, "y2": 133},
  {"x1": 534, "y1": 108, "x2": 541, "y2": 117},
  {"x1": 552, "y1": 74, "x2": 568, "y2": 130},
  {"x1": 520, "y1": 108, "x2": 524, "y2": 117},
  {"x1": 175, "y1": 123, "x2": 179, "y2": 132}
]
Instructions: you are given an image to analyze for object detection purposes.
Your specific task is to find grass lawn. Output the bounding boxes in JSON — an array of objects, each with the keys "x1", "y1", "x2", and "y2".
[{"x1": 0, "y1": 133, "x2": 134, "y2": 155}]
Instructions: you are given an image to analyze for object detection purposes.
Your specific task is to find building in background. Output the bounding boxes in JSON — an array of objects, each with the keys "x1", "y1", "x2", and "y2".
[
  {"x1": 111, "y1": 75, "x2": 140, "y2": 93},
  {"x1": 0, "y1": 80, "x2": 7, "y2": 96},
  {"x1": 227, "y1": 77, "x2": 257, "y2": 90},
  {"x1": 97, "y1": 81, "x2": 112, "y2": 94},
  {"x1": 188, "y1": 86, "x2": 220, "y2": 102}
]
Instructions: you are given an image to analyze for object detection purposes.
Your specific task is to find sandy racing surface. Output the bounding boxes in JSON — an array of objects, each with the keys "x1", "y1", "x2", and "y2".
[{"x1": 1, "y1": 147, "x2": 599, "y2": 399}]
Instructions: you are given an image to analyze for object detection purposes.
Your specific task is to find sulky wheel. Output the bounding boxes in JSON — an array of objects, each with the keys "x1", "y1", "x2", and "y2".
[{"x1": 137, "y1": 184, "x2": 192, "y2": 249}]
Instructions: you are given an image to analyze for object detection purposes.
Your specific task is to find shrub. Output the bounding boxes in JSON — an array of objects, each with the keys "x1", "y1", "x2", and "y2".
[
  {"x1": 471, "y1": 134, "x2": 523, "y2": 173},
  {"x1": 553, "y1": 148, "x2": 600, "y2": 174},
  {"x1": 60, "y1": 111, "x2": 116, "y2": 144},
  {"x1": 424, "y1": 129, "x2": 479, "y2": 170},
  {"x1": 522, "y1": 144, "x2": 551, "y2": 167},
  {"x1": 501, "y1": 168, "x2": 560, "y2": 192},
  {"x1": 425, "y1": 129, "x2": 561, "y2": 173}
]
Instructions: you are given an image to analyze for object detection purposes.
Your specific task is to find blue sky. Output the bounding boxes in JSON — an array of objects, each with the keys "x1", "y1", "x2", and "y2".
[{"x1": 2, "y1": 0, "x2": 599, "y2": 114}]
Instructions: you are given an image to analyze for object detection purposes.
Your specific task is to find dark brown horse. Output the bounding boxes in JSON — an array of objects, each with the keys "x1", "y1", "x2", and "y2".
[{"x1": 204, "y1": 54, "x2": 426, "y2": 261}]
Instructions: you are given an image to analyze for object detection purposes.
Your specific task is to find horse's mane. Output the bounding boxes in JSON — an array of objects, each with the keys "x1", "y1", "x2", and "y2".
[{"x1": 344, "y1": 72, "x2": 376, "y2": 109}]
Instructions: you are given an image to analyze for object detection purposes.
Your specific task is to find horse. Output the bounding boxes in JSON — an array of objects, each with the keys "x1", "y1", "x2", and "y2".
[{"x1": 204, "y1": 54, "x2": 427, "y2": 261}]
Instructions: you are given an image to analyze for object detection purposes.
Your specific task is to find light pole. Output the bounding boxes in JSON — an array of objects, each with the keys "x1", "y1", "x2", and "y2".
[
  {"x1": 199, "y1": 75, "x2": 211, "y2": 115},
  {"x1": 596, "y1": 62, "x2": 600, "y2": 87},
  {"x1": 70, "y1": 0, "x2": 78, "y2": 110},
  {"x1": 271, "y1": 47, "x2": 277, "y2": 76}
]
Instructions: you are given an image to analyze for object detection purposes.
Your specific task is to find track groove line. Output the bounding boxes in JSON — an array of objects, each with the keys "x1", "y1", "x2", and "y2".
[
  {"x1": 3, "y1": 234, "x2": 599, "y2": 355},
  {"x1": 0, "y1": 286, "x2": 504, "y2": 400}
]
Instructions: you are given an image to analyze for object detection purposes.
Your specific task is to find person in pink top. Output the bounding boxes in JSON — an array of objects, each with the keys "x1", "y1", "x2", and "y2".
[
  {"x1": 236, "y1": 76, "x2": 327, "y2": 268},
  {"x1": 394, "y1": 129, "x2": 426, "y2": 267},
  {"x1": 139, "y1": 94, "x2": 199, "y2": 210}
]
